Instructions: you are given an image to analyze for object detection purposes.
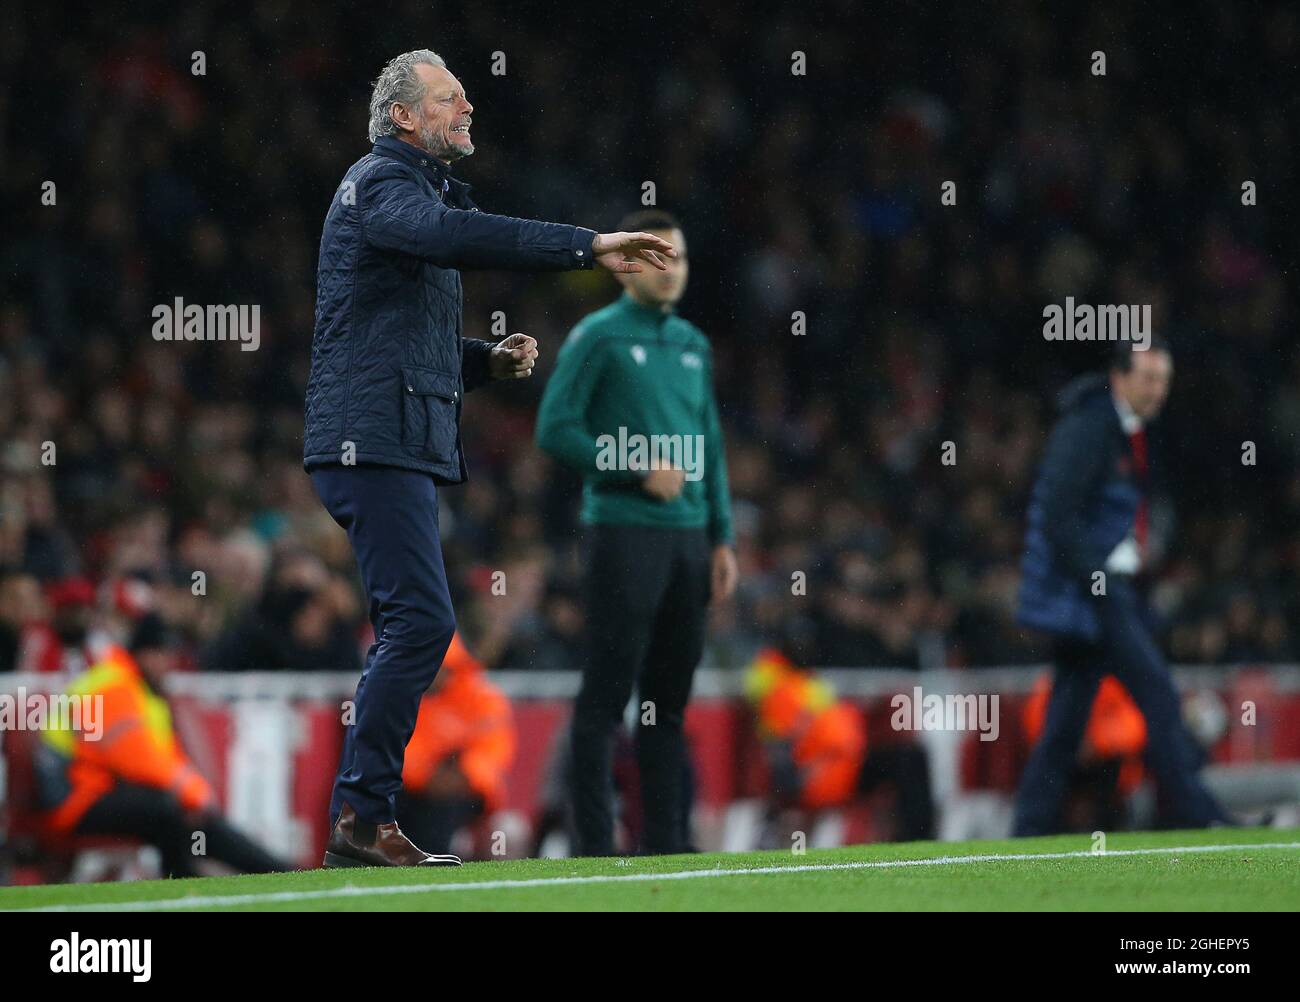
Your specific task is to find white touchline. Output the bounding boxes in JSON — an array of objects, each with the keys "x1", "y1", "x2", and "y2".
[{"x1": 15, "y1": 842, "x2": 1300, "y2": 912}]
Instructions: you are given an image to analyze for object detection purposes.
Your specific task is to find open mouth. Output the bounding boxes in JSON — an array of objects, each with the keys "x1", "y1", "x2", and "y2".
[{"x1": 452, "y1": 123, "x2": 471, "y2": 135}]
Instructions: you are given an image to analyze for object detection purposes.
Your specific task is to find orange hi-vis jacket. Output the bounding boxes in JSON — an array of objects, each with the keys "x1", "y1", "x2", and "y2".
[
  {"x1": 401, "y1": 633, "x2": 515, "y2": 812},
  {"x1": 744, "y1": 647, "x2": 867, "y2": 810},
  {"x1": 1023, "y1": 673, "x2": 1148, "y2": 793},
  {"x1": 42, "y1": 645, "x2": 215, "y2": 832}
]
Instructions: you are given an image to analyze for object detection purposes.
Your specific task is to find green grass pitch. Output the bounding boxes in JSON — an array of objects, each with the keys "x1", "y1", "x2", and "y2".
[{"x1": 3, "y1": 827, "x2": 1297, "y2": 912}]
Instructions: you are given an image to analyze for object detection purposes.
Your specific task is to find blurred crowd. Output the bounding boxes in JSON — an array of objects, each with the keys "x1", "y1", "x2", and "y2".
[{"x1": 2, "y1": 1, "x2": 1297, "y2": 675}]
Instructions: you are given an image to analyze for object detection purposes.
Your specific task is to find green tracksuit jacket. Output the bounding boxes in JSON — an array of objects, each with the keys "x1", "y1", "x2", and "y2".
[{"x1": 535, "y1": 291, "x2": 734, "y2": 544}]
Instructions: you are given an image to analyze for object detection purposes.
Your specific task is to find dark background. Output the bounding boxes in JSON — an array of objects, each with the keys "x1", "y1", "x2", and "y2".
[{"x1": 1, "y1": 0, "x2": 1297, "y2": 673}]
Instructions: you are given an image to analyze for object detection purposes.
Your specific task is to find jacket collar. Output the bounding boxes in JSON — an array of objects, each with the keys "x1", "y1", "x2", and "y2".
[
  {"x1": 371, "y1": 136, "x2": 475, "y2": 203},
  {"x1": 372, "y1": 135, "x2": 448, "y2": 174},
  {"x1": 619, "y1": 290, "x2": 675, "y2": 320}
]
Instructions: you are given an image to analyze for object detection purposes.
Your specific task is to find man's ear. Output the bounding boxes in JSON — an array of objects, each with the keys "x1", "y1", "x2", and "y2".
[{"x1": 390, "y1": 102, "x2": 416, "y2": 134}]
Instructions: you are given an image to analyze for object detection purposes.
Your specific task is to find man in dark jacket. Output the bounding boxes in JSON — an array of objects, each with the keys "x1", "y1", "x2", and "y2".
[
  {"x1": 305, "y1": 49, "x2": 677, "y2": 868},
  {"x1": 1013, "y1": 340, "x2": 1230, "y2": 835}
]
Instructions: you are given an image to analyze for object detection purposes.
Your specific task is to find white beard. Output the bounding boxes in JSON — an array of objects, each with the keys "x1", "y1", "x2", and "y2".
[{"x1": 418, "y1": 122, "x2": 473, "y2": 162}]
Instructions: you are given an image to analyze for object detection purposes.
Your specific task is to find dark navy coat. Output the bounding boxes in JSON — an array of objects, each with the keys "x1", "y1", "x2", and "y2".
[
  {"x1": 304, "y1": 136, "x2": 597, "y2": 482},
  {"x1": 1016, "y1": 374, "x2": 1146, "y2": 640}
]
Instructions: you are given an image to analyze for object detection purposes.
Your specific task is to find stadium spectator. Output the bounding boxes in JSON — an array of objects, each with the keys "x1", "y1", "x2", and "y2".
[
  {"x1": 34, "y1": 613, "x2": 290, "y2": 877},
  {"x1": 43, "y1": 578, "x2": 100, "y2": 675},
  {"x1": 743, "y1": 629, "x2": 935, "y2": 843},
  {"x1": 0, "y1": 570, "x2": 48, "y2": 673},
  {"x1": 203, "y1": 550, "x2": 362, "y2": 672}
]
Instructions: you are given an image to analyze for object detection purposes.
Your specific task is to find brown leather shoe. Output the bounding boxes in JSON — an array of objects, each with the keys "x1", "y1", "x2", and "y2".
[{"x1": 322, "y1": 803, "x2": 462, "y2": 867}]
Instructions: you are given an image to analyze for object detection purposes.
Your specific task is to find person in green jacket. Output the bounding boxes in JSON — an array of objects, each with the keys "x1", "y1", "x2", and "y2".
[{"x1": 536, "y1": 209, "x2": 737, "y2": 855}]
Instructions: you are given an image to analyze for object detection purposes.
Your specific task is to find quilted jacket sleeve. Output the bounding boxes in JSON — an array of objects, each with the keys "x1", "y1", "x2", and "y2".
[
  {"x1": 361, "y1": 163, "x2": 597, "y2": 272},
  {"x1": 461, "y1": 337, "x2": 494, "y2": 392}
]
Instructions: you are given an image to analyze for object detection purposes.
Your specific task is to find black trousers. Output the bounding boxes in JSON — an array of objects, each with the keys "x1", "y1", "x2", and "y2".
[
  {"x1": 570, "y1": 524, "x2": 711, "y2": 856},
  {"x1": 76, "y1": 784, "x2": 290, "y2": 877},
  {"x1": 857, "y1": 744, "x2": 936, "y2": 842},
  {"x1": 1014, "y1": 579, "x2": 1229, "y2": 836}
]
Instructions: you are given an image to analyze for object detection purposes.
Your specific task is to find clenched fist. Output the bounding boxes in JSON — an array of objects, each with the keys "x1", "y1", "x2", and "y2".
[
  {"x1": 490, "y1": 333, "x2": 539, "y2": 380},
  {"x1": 641, "y1": 466, "x2": 686, "y2": 501}
]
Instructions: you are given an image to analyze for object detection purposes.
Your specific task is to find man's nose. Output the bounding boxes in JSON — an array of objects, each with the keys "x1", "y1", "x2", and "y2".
[{"x1": 461, "y1": 98, "x2": 474, "y2": 115}]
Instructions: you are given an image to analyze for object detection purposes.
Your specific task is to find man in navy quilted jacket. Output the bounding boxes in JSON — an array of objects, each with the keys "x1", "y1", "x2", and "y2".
[
  {"x1": 305, "y1": 49, "x2": 676, "y2": 867},
  {"x1": 1012, "y1": 340, "x2": 1230, "y2": 835}
]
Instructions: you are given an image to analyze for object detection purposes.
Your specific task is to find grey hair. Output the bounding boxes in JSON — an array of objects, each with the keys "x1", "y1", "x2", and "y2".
[{"x1": 368, "y1": 49, "x2": 447, "y2": 143}]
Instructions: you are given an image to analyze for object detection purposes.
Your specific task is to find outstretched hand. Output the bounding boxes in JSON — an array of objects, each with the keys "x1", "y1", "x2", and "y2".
[{"x1": 592, "y1": 231, "x2": 677, "y2": 274}]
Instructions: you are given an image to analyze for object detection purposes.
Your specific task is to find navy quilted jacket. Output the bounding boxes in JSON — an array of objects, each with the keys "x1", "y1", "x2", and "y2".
[
  {"x1": 304, "y1": 136, "x2": 597, "y2": 482},
  {"x1": 1016, "y1": 374, "x2": 1145, "y2": 640}
]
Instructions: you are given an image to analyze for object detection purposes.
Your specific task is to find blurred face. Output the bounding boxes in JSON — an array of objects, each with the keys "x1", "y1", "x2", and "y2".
[
  {"x1": 52, "y1": 604, "x2": 92, "y2": 644},
  {"x1": 618, "y1": 228, "x2": 689, "y2": 309},
  {"x1": 291, "y1": 594, "x2": 333, "y2": 648},
  {"x1": 136, "y1": 648, "x2": 177, "y2": 687},
  {"x1": 0, "y1": 574, "x2": 43, "y2": 626},
  {"x1": 395, "y1": 63, "x2": 474, "y2": 163},
  {"x1": 1111, "y1": 348, "x2": 1173, "y2": 421}
]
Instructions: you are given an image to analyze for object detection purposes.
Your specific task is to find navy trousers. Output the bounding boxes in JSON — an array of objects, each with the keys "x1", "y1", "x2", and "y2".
[
  {"x1": 1013, "y1": 579, "x2": 1228, "y2": 835},
  {"x1": 311, "y1": 465, "x2": 456, "y2": 826}
]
